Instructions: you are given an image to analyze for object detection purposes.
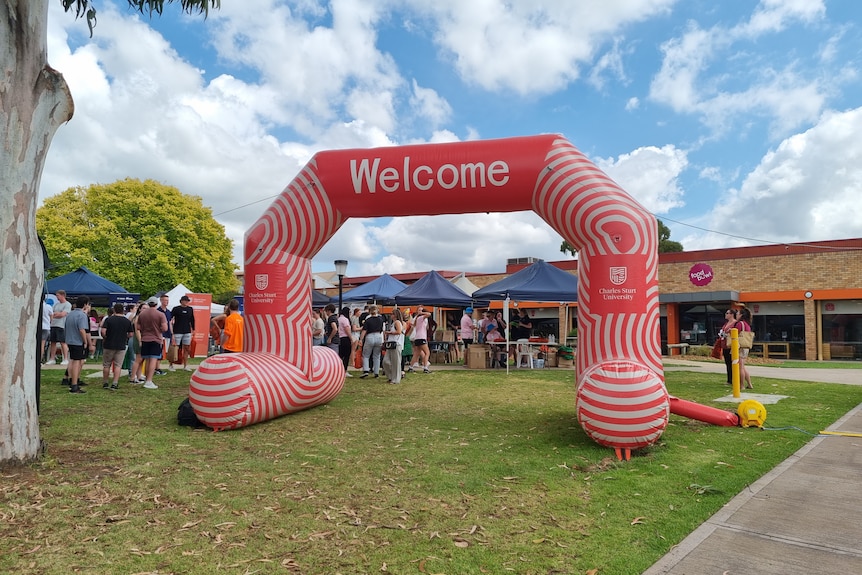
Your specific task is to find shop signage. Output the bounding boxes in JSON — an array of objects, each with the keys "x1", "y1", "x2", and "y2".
[{"x1": 689, "y1": 263, "x2": 714, "y2": 286}]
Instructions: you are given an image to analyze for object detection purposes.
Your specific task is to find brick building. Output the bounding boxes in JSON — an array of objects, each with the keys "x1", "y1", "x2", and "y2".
[
  {"x1": 658, "y1": 238, "x2": 862, "y2": 360},
  {"x1": 311, "y1": 238, "x2": 861, "y2": 361}
]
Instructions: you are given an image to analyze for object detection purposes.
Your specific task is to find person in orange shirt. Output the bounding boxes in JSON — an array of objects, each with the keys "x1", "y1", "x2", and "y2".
[{"x1": 221, "y1": 299, "x2": 243, "y2": 353}]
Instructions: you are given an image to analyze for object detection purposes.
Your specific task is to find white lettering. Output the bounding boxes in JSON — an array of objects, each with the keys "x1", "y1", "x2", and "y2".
[
  {"x1": 379, "y1": 167, "x2": 399, "y2": 192},
  {"x1": 413, "y1": 165, "x2": 433, "y2": 190},
  {"x1": 351, "y1": 156, "x2": 511, "y2": 194},
  {"x1": 437, "y1": 164, "x2": 459, "y2": 189},
  {"x1": 488, "y1": 160, "x2": 510, "y2": 185},
  {"x1": 403, "y1": 156, "x2": 411, "y2": 192},
  {"x1": 350, "y1": 158, "x2": 380, "y2": 193}
]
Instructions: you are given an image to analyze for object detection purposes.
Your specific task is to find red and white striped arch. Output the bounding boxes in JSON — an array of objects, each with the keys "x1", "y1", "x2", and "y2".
[{"x1": 190, "y1": 135, "x2": 669, "y2": 449}]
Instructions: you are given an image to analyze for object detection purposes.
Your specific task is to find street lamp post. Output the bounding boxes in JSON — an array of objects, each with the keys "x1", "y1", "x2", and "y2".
[{"x1": 334, "y1": 259, "x2": 348, "y2": 312}]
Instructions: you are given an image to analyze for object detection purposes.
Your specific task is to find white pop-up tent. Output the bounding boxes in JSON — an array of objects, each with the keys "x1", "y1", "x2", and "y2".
[
  {"x1": 162, "y1": 284, "x2": 225, "y2": 315},
  {"x1": 450, "y1": 273, "x2": 481, "y2": 296}
]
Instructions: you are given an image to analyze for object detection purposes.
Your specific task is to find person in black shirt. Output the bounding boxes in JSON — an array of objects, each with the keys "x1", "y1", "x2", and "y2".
[
  {"x1": 322, "y1": 303, "x2": 339, "y2": 352},
  {"x1": 359, "y1": 305, "x2": 385, "y2": 378},
  {"x1": 170, "y1": 296, "x2": 196, "y2": 371},
  {"x1": 101, "y1": 303, "x2": 134, "y2": 390}
]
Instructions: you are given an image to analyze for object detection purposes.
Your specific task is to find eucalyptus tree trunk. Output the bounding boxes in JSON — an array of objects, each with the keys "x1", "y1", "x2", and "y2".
[{"x1": 0, "y1": 1, "x2": 74, "y2": 462}]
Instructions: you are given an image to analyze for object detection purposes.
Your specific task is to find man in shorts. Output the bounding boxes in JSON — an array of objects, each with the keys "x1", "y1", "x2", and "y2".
[
  {"x1": 170, "y1": 295, "x2": 196, "y2": 371},
  {"x1": 64, "y1": 295, "x2": 91, "y2": 394},
  {"x1": 137, "y1": 297, "x2": 168, "y2": 389},
  {"x1": 49, "y1": 289, "x2": 72, "y2": 365},
  {"x1": 101, "y1": 303, "x2": 134, "y2": 390}
]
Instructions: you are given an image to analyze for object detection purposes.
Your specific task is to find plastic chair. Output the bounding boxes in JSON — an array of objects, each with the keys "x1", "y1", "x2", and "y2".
[{"x1": 516, "y1": 339, "x2": 533, "y2": 368}]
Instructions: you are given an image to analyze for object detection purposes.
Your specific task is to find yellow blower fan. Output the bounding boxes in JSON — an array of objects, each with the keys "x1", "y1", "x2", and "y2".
[{"x1": 737, "y1": 400, "x2": 767, "y2": 428}]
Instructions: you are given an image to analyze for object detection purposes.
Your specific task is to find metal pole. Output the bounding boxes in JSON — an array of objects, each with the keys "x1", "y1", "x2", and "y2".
[{"x1": 338, "y1": 276, "x2": 343, "y2": 312}]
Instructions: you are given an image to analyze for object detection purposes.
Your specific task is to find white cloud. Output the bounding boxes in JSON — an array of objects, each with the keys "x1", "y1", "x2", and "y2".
[
  {"x1": 410, "y1": 80, "x2": 453, "y2": 127},
  {"x1": 411, "y1": 0, "x2": 676, "y2": 95},
  {"x1": 649, "y1": 2, "x2": 830, "y2": 139},
  {"x1": 742, "y1": 0, "x2": 825, "y2": 36},
  {"x1": 685, "y1": 107, "x2": 862, "y2": 250},
  {"x1": 596, "y1": 145, "x2": 688, "y2": 214},
  {"x1": 39, "y1": 1, "x2": 862, "y2": 279},
  {"x1": 43, "y1": 3, "x2": 305, "y2": 266}
]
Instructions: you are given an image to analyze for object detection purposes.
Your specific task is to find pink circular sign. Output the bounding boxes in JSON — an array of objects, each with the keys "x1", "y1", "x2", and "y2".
[{"x1": 689, "y1": 263, "x2": 714, "y2": 286}]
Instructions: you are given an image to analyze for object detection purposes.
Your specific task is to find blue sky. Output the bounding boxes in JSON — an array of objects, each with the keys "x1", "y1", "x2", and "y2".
[{"x1": 43, "y1": 0, "x2": 862, "y2": 277}]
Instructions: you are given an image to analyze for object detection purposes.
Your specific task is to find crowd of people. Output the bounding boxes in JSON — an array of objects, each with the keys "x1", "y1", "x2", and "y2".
[
  {"x1": 43, "y1": 290, "x2": 244, "y2": 394},
  {"x1": 310, "y1": 304, "x2": 539, "y2": 381},
  {"x1": 46, "y1": 294, "x2": 558, "y2": 392}
]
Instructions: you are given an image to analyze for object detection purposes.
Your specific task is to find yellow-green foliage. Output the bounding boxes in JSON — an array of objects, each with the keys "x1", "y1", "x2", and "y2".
[{"x1": 37, "y1": 178, "x2": 238, "y2": 297}]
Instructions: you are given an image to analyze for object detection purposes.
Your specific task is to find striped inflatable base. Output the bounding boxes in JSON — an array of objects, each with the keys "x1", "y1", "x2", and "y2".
[
  {"x1": 577, "y1": 360, "x2": 670, "y2": 450},
  {"x1": 188, "y1": 347, "x2": 345, "y2": 431}
]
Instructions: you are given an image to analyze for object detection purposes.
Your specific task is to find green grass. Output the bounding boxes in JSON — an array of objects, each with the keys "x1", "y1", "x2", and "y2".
[{"x1": 2, "y1": 365, "x2": 860, "y2": 575}]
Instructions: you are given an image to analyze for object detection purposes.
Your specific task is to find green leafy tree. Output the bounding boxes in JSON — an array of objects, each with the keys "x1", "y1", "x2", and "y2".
[
  {"x1": 38, "y1": 179, "x2": 238, "y2": 297},
  {"x1": 559, "y1": 219, "x2": 684, "y2": 256},
  {"x1": 657, "y1": 219, "x2": 684, "y2": 253},
  {"x1": 0, "y1": 0, "x2": 218, "y2": 463}
]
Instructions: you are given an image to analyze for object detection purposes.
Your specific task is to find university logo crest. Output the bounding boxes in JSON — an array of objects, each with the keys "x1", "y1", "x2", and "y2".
[
  {"x1": 255, "y1": 274, "x2": 269, "y2": 291},
  {"x1": 610, "y1": 266, "x2": 627, "y2": 286}
]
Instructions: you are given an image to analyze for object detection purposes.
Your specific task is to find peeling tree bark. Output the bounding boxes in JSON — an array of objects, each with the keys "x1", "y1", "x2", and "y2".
[{"x1": 1, "y1": 1, "x2": 74, "y2": 463}]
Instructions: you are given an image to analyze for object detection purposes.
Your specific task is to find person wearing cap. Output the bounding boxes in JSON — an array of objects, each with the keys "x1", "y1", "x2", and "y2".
[
  {"x1": 459, "y1": 308, "x2": 476, "y2": 361},
  {"x1": 170, "y1": 295, "x2": 196, "y2": 371},
  {"x1": 137, "y1": 296, "x2": 168, "y2": 389}
]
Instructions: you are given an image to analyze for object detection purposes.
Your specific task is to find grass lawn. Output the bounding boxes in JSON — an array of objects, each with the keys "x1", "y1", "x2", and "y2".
[{"x1": 3, "y1": 364, "x2": 861, "y2": 575}]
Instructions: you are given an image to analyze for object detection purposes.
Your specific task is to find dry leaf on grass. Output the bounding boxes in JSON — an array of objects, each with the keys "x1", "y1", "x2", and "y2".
[
  {"x1": 631, "y1": 517, "x2": 646, "y2": 525},
  {"x1": 179, "y1": 520, "x2": 202, "y2": 530}
]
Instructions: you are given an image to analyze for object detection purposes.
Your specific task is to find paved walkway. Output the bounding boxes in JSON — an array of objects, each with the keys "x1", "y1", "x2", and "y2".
[
  {"x1": 645, "y1": 359, "x2": 862, "y2": 574},
  {"x1": 663, "y1": 357, "x2": 861, "y2": 386}
]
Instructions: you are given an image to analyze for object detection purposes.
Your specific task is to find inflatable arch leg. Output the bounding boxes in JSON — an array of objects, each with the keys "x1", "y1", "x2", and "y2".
[{"x1": 190, "y1": 135, "x2": 669, "y2": 448}]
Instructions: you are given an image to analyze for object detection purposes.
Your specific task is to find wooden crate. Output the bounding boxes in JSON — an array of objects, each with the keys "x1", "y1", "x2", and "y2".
[
  {"x1": 467, "y1": 345, "x2": 489, "y2": 369},
  {"x1": 556, "y1": 357, "x2": 573, "y2": 368}
]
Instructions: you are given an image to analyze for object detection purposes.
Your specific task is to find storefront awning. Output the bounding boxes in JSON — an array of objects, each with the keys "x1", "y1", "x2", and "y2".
[{"x1": 659, "y1": 290, "x2": 740, "y2": 303}]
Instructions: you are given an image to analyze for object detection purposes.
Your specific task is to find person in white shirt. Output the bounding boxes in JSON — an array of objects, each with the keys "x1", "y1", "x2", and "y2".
[
  {"x1": 407, "y1": 305, "x2": 432, "y2": 373},
  {"x1": 48, "y1": 290, "x2": 72, "y2": 365},
  {"x1": 41, "y1": 296, "x2": 53, "y2": 364}
]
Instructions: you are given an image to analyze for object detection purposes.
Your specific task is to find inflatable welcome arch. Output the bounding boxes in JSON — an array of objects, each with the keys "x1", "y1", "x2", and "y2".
[{"x1": 190, "y1": 135, "x2": 670, "y2": 456}]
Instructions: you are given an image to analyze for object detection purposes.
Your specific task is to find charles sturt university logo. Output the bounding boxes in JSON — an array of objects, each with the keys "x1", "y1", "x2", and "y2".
[
  {"x1": 255, "y1": 274, "x2": 269, "y2": 291},
  {"x1": 610, "y1": 266, "x2": 627, "y2": 286}
]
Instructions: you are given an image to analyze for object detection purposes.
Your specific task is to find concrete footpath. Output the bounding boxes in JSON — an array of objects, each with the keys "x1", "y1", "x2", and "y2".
[{"x1": 645, "y1": 360, "x2": 862, "y2": 574}]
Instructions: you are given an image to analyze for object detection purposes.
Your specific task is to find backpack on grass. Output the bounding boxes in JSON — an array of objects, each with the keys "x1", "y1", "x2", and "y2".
[{"x1": 177, "y1": 397, "x2": 206, "y2": 428}]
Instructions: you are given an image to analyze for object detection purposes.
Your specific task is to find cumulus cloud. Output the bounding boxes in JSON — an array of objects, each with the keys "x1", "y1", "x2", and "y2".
[
  {"x1": 684, "y1": 107, "x2": 862, "y2": 250},
  {"x1": 409, "y1": 0, "x2": 675, "y2": 95},
  {"x1": 596, "y1": 145, "x2": 688, "y2": 214},
  {"x1": 39, "y1": 1, "x2": 862, "y2": 277},
  {"x1": 649, "y1": 2, "x2": 830, "y2": 138}
]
